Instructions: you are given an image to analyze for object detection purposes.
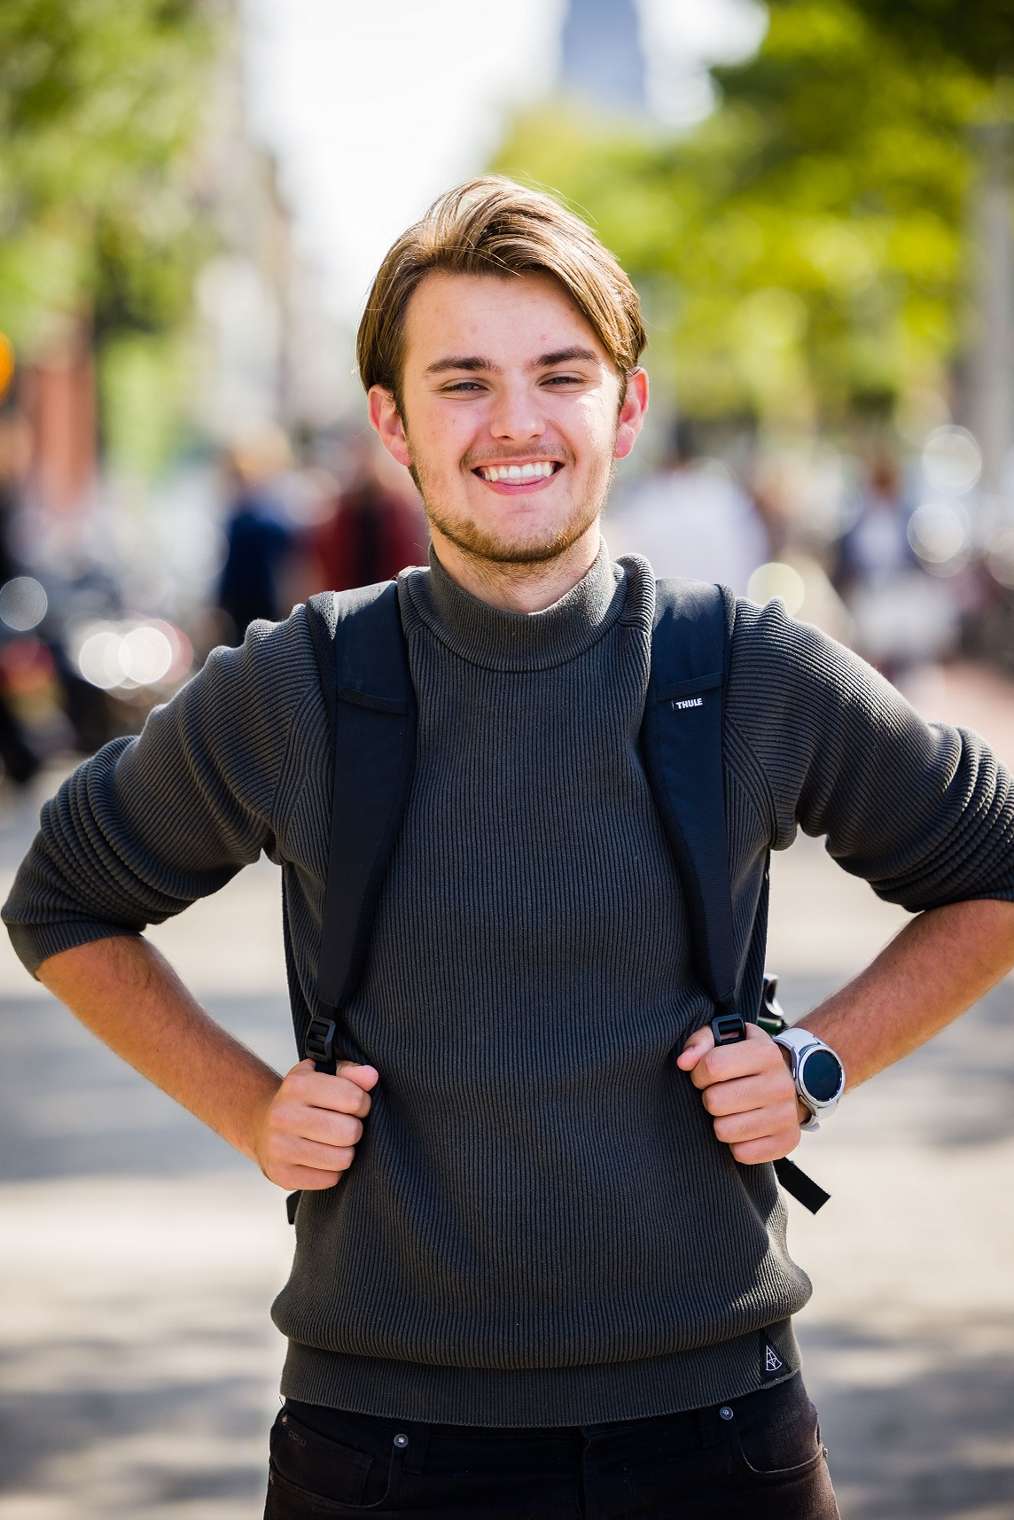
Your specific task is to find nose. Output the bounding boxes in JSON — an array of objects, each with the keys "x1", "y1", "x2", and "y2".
[{"x1": 488, "y1": 382, "x2": 546, "y2": 443}]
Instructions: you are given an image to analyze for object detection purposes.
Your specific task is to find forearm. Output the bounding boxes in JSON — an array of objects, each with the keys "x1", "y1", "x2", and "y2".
[
  {"x1": 37, "y1": 935, "x2": 283, "y2": 1163},
  {"x1": 795, "y1": 897, "x2": 1014, "y2": 1091}
]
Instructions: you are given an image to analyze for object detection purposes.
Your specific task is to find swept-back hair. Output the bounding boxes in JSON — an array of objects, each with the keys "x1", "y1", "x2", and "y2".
[{"x1": 356, "y1": 176, "x2": 646, "y2": 411}]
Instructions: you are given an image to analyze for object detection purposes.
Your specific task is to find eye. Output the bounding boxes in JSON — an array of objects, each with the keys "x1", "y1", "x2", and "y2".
[
  {"x1": 442, "y1": 381, "x2": 484, "y2": 393},
  {"x1": 543, "y1": 374, "x2": 582, "y2": 386}
]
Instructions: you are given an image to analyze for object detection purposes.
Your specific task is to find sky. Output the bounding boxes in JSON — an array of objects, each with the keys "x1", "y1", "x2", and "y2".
[{"x1": 241, "y1": 0, "x2": 765, "y2": 327}]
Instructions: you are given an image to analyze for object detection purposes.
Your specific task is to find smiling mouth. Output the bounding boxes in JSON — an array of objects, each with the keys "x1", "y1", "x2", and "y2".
[{"x1": 471, "y1": 463, "x2": 565, "y2": 494}]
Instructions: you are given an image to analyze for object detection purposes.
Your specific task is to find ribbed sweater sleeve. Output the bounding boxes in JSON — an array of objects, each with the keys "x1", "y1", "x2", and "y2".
[
  {"x1": 725, "y1": 596, "x2": 1014, "y2": 912},
  {"x1": 1, "y1": 607, "x2": 320, "y2": 978}
]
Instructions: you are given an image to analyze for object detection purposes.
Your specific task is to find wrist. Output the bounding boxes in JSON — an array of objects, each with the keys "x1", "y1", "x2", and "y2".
[
  {"x1": 779, "y1": 1040, "x2": 815, "y2": 1126},
  {"x1": 246, "y1": 1074, "x2": 284, "y2": 1167}
]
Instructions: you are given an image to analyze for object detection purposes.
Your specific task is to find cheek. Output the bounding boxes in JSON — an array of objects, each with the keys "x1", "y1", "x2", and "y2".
[
  {"x1": 411, "y1": 409, "x2": 475, "y2": 477},
  {"x1": 568, "y1": 396, "x2": 618, "y2": 463}
]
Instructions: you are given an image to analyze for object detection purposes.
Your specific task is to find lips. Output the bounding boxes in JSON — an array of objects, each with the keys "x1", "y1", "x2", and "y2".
[{"x1": 471, "y1": 463, "x2": 565, "y2": 495}]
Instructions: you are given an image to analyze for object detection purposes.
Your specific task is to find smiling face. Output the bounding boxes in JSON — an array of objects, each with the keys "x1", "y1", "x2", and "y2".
[{"x1": 368, "y1": 270, "x2": 647, "y2": 571}]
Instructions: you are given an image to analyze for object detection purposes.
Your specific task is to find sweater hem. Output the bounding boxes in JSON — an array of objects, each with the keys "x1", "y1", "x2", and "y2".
[{"x1": 278, "y1": 1317, "x2": 801, "y2": 1427}]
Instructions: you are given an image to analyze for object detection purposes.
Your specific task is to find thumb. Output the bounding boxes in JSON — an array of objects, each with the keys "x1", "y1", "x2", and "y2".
[
  {"x1": 336, "y1": 1059, "x2": 380, "y2": 1090},
  {"x1": 676, "y1": 1026, "x2": 716, "y2": 1071}
]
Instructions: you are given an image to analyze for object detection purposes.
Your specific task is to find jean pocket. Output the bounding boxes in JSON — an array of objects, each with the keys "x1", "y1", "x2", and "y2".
[
  {"x1": 267, "y1": 1407, "x2": 409, "y2": 1512},
  {"x1": 724, "y1": 1375, "x2": 827, "y2": 1483}
]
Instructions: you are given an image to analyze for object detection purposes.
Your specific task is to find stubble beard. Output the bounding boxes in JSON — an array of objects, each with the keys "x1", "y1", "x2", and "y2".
[{"x1": 407, "y1": 449, "x2": 616, "y2": 569}]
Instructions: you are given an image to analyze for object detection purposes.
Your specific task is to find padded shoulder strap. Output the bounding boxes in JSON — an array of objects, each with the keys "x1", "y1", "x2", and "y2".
[
  {"x1": 643, "y1": 581, "x2": 831, "y2": 1214},
  {"x1": 640, "y1": 579, "x2": 738, "y2": 1016},
  {"x1": 306, "y1": 582, "x2": 417, "y2": 1014}
]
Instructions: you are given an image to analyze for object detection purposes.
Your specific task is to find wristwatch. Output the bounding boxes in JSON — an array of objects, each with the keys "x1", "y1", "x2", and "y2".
[{"x1": 773, "y1": 1027, "x2": 846, "y2": 1133}]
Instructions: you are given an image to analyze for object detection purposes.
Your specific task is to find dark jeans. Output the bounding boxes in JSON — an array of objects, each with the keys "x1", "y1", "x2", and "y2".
[{"x1": 263, "y1": 1370, "x2": 840, "y2": 1518}]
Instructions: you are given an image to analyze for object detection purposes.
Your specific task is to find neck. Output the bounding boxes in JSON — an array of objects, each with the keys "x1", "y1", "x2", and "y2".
[{"x1": 426, "y1": 521, "x2": 602, "y2": 613}]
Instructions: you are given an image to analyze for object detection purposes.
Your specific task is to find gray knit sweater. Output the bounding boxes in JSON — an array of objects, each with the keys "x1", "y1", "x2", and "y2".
[{"x1": 4, "y1": 547, "x2": 1013, "y2": 1427}]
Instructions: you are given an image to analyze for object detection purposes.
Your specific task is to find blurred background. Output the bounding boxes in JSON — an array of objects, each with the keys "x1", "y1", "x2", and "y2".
[{"x1": 1, "y1": 1, "x2": 1012, "y2": 1516}]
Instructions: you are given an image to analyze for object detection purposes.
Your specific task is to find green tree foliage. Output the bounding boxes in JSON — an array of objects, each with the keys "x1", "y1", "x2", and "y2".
[
  {"x1": 492, "y1": 0, "x2": 996, "y2": 427},
  {"x1": 825, "y1": 0, "x2": 1014, "y2": 82},
  {"x1": 0, "y1": 0, "x2": 219, "y2": 354}
]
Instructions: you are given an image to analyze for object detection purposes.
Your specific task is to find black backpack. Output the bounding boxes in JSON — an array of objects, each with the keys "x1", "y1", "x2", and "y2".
[{"x1": 290, "y1": 577, "x2": 829, "y2": 1223}]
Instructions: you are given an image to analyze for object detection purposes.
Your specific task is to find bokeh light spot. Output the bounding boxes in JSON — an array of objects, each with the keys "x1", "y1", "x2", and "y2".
[
  {"x1": 907, "y1": 502, "x2": 970, "y2": 566},
  {"x1": 77, "y1": 627, "x2": 124, "y2": 690},
  {"x1": 120, "y1": 624, "x2": 174, "y2": 685},
  {"x1": 921, "y1": 426, "x2": 982, "y2": 496},
  {"x1": 0, "y1": 576, "x2": 48, "y2": 632}
]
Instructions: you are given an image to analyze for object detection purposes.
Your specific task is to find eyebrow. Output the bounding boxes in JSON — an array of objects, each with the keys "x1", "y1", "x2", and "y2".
[{"x1": 423, "y1": 346, "x2": 600, "y2": 377}]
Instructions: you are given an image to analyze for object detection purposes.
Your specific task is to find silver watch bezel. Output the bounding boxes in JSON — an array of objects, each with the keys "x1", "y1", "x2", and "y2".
[{"x1": 774, "y1": 1029, "x2": 846, "y2": 1126}]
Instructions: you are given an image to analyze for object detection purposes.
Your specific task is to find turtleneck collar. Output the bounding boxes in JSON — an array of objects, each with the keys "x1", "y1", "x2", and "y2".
[{"x1": 399, "y1": 541, "x2": 629, "y2": 673}]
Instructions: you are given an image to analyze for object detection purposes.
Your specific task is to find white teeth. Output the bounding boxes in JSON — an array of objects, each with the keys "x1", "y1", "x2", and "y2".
[{"x1": 478, "y1": 462, "x2": 557, "y2": 483}]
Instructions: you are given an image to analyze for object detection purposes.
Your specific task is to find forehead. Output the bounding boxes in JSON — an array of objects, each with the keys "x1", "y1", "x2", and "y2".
[{"x1": 401, "y1": 269, "x2": 606, "y2": 370}]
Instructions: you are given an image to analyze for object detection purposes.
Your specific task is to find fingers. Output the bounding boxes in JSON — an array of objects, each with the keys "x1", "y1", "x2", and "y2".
[
  {"x1": 269, "y1": 1162, "x2": 343, "y2": 1191},
  {"x1": 280, "y1": 1136, "x2": 358, "y2": 1174},
  {"x1": 675, "y1": 1026, "x2": 714, "y2": 1072},
  {"x1": 704, "y1": 1075, "x2": 800, "y2": 1163},
  {"x1": 726, "y1": 1130, "x2": 801, "y2": 1165},
  {"x1": 679, "y1": 1021, "x2": 782, "y2": 1090},
  {"x1": 288, "y1": 1060, "x2": 377, "y2": 1116},
  {"x1": 336, "y1": 1060, "x2": 380, "y2": 1090},
  {"x1": 257, "y1": 1059, "x2": 379, "y2": 1191},
  {"x1": 676, "y1": 1019, "x2": 801, "y2": 1166},
  {"x1": 711, "y1": 1101, "x2": 800, "y2": 1145},
  {"x1": 700, "y1": 1069, "x2": 790, "y2": 1117},
  {"x1": 260, "y1": 1113, "x2": 358, "y2": 1188},
  {"x1": 298, "y1": 1109, "x2": 364, "y2": 1148},
  {"x1": 708, "y1": 1093, "x2": 801, "y2": 1164}
]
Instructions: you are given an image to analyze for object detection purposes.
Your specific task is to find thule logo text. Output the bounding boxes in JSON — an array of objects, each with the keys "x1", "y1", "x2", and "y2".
[{"x1": 672, "y1": 697, "x2": 704, "y2": 710}]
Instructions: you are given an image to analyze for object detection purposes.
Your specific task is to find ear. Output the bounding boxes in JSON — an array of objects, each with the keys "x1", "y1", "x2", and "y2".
[
  {"x1": 368, "y1": 385, "x2": 411, "y2": 469},
  {"x1": 613, "y1": 367, "x2": 649, "y2": 461}
]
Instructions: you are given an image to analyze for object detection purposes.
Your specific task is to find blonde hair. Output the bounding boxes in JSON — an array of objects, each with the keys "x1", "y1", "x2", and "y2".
[{"x1": 356, "y1": 176, "x2": 646, "y2": 412}]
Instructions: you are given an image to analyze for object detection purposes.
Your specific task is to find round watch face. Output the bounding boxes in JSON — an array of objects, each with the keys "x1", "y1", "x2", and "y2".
[{"x1": 800, "y1": 1048, "x2": 843, "y2": 1104}]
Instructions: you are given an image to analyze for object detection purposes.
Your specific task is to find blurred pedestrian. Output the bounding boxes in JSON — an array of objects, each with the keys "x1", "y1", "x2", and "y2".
[
  {"x1": 831, "y1": 448, "x2": 958, "y2": 681},
  {"x1": 213, "y1": 427, "x2": 300, "y2": 646},
  {"x1": 309, "y1": 432, "x2": 425, "y2": 592},
  {"x1": 611, "y1": 417, "x2": 771, "y2": 592}
]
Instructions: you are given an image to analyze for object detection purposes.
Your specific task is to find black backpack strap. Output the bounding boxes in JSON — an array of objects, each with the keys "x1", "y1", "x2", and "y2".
[
  {"x1": 304, "y1": 582, "x2": 417, "y2": 1067},
  {"x1": 641, "y1": 579, "x2": 738, "y2": 1023},
  {"x1": 643, "y1": 579, "x2": 829, "y2": 1215},
  {"x1": 287, "y1": 584, "x2": 416, "y2": 1227}
]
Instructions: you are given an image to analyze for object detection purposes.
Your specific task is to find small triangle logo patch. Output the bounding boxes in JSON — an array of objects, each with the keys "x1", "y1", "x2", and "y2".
[{"x1": 758, "y1": 1332, "x2": 786, "y2": 1380}]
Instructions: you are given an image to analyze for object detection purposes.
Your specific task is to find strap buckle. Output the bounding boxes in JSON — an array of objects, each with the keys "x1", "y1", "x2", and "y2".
[
  {"x1": 305, "y1": 1016, "x2": 337, "y2": 1066},
  {"x1": 757, "y1": 971, "x2": 787, "y2": 1037},
  {"x1": 710, "y1": 1012, "x2": 746, "y2": 1045}
]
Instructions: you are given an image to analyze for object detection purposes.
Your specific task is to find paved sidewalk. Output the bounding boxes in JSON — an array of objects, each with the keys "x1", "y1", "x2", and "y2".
[{"x1": 1, "y1": 661, "x2": 1012, "y2": 1518}]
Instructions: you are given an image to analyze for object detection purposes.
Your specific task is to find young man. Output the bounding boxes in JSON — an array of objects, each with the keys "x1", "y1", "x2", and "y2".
[{"x1": 4, "y1": 177, "x2": 1014, "y2": 1519}]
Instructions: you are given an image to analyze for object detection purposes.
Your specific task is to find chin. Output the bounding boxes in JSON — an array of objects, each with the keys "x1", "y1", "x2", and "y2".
[
  {"x1": 441, "y1": 518, "x2": 593, "y2": 567},
  {"x1": 425, "y1": 495, "x2": 600, "y2": 568},
  {"x1": 474, "y1": 537, "x2": 573, "y2": 566}
]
